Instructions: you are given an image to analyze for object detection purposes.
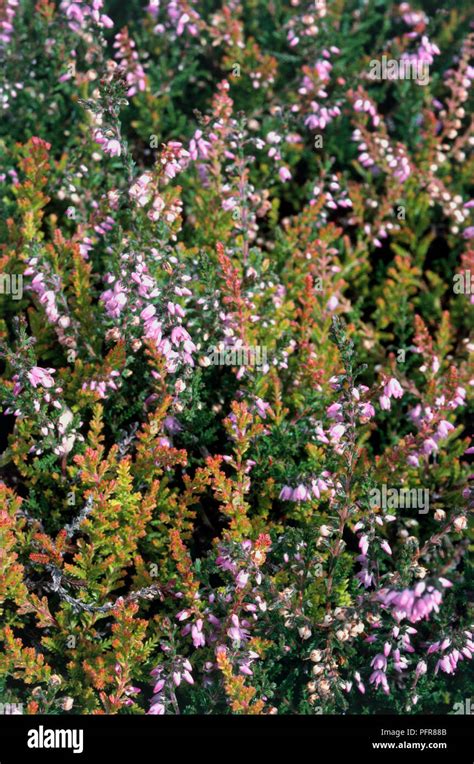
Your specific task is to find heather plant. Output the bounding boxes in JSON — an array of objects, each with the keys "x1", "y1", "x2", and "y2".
[{"x1": 0, "y1": 0, "x2": 472, "y2": 716}]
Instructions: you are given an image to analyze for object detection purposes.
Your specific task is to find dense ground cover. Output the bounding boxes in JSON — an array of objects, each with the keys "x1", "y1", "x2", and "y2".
[{"x1": 0, "y1": 0, "x2": 473, "y2": 715}]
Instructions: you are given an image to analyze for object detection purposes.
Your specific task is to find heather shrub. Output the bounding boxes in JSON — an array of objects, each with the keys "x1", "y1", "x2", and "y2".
[{"x1": 0, "y1": 0, "x2": 472, "y2": 716}]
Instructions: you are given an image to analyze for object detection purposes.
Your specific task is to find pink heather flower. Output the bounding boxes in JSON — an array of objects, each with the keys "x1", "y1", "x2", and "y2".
[
  {"x1": 369, "y1": 669, "x2": 390, "y2": 694},
  {"x1": 379, "y1": 395, "x2": 391, "y2": 411},
  {"x1": 148, "y1": 702, "x2": 165, "y2": 715},
  {"x1": 380, "y1": 540, "x2": 392, "y2": 555},
  {"x1": 27, "y1": 367, "x2": 55, "y2": 388},
  {"x1": 189, "y1": 129, "x2": 211, "y2": 160},
  {"x1": 222, "y1": 197, "x2": 237, "y2": 211},
  {"x1": 360, "y1": 402, "x2": 375, "y2": 419},
  {"x1": 435, "y1": 656, "x2": 454, "y2": 675},
  {"x1": 422, "y1": 438, "x2": 438, "y2": 455},
  {"x1": 235, "y1": 571, "x2": 249, "y2": 589},
  {"x1": 316, "y1": 426, "x2": 329, "y2": 443},
  {"x1": 227, "y1": 615, "x2": 249, "y2": 645},
  {"x1": 293, "y1": 484, "x2": 309, "y2": 501},
  {"x1": 279, "y1": 485, "x2": 293, "y2": 501},
  {"x1": 101, "y1": 282, "x2": 127, "y2": 318},
  {"x1": 359, "y1": 535, "x2": 369, "y2": 556},
  {"x1": 170, "y1": 326, "x2": 195, "y2": 352},
  {"x1": 371, "y1": 654, "x2": 387, "y2": 671},
  {"x1": 378, "y1": 583, "x2": 444, "y2": 624},
  {"x1": 278, "y1": 166, "x2": 292, "y2": 182},
  {"x1": 148, "y1": 196, "x2": 165, "y2": 221},
  {"x1": 114, "y1": 28, "x2": 147, "y2": 96},
  {"x1": 326, "y1": 295, "x2": 339, "y2": 311},
  {"x1": 437, "y1": 420, "x2": 454, "y2": 439},
  {"x1": 140, "y1": 305, "x2": 156, "y2": 321},
  {"x1": 438, "y1": 578, "x2": 452, "y2": 588},
  {"x1": 317, "y1": 475, "x2": 330, "y2": 492},
  {"x1": 415, "y1": 660, "x2": 427, "y2": 677},
  {"x1": 104, "y1": 138, "x2": 121, "y2": 157},
  {"x1": 329, "y1": 424, "x2": 345, "y2": 442},
  {"x1": 129, "y1": 173, "x2": 153, "y2": 206},
  {"x1": 191, "y1": 619, "x2": 205, "y2": 648},
  {"x1": 249, "y1": 395, "x2": 266, "y2": 418},
  {"x1": 167, "y1": 301, "x2": 185, "y2": 318},
  {"x1": 143, "y1": 319, "x2": 162, "y2": 344},
  {"x1": 327, "y1": 403, "x2": 342, "y2": 420},
  {"x1": 384, "y1": 378, "x2": 403, "y2": 399},
  {"x1": 153, "y1": 679, "x2": 165, "y2": 693},
  {"x1": 12, "y1": 375, "x2": 22, "y2": 397}
]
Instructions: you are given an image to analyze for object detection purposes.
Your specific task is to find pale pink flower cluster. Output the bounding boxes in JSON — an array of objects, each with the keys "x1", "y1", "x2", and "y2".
[
  {"x1": 101, "y1": 280, "x2": 127, "y2": 318},
  {"x1": 301, "y1": 50, "x2": 343, "y2": 131},
  {"x1": 27, "y1": 271, "x2": 63, "y2": 326},
  {"x1": 129, "y1": 172, "x2": 179, "y2": 223},
  {"x1": 148, "y1": 658, "x2": 194, "y2": 715},
  {"x1": 401, "y1": 35, "x2": 440, "y2": 68},
  {"x1": 305, "y1": 103, "x2": 342, "y2": 131},
  {"x1": 6, "y1": 368, "x2": 84, "y2": 458},
  {"x1": 25, "y1": 260, "x2": 75, "y2": 351},
  {"x1": 369, "y1": 642, "x2": 392, "y2": 694},
  {"x1": 59, "y1": 0, "x2": 113, "y2": 32},
  {"x1": 159, "y1": 140, "x2": 191, "y2": 180},
  {"x1": 406, "y1": 390, "x2": 464, "y2": 466},
  {"x1": 391, "y1": 144, "x2": 411, "y2": 183},
  {"x1": 399, "y1": 2, "x2": 427, "y2": 28},
  {"x1": 113, "y1": 29, "x2": 147, "y2": 97},
  {"x1": 141, "y1": 304, "x2": 196, "y2": 371},
  {"x1": 129, "y1": 145, "x2": 189, "y2": 223},
  {"x1": 188, "y1": 129, "x2": 211, "y2": 161},
  {"x1": 299, "y1": 48, "x2": 340, "y2": 96},
  {"x1": 279, "y1": 472, "x2": 334, "y2": 502},
  {"x1": 82, "y1": 371, "x2": 120, "y2": 400},
  {"x1": 93, "y1": 129, "x2": 122, "y2": 158},
  {"x1": 286, "y1": 0, "x2": 325, "y2": 47},
  {"x1": 0, "y1": 0, "x2": 18, "y2": 48},
  {"x1": 311, "y1": 175, "x2": 353, "y2": 212},
  {"x1": 353, "y1": 115, "x2": 412, "y2": 184},
  {"x1": 315, "y1": 385, "x2": 376, "y2": 456},
  {"x1": 166, "y1": 0, "x2": 200, "y2": 36},
  {"x1": 101, "y1": 253, "x2": 196, "y2": 374},
  {"x1": 379, "y1": 377, "x2": 404, "y2": 411},
  {"x1": 429, "y1": 630, "x2": 474, "y2": 676},
  {"x1": 27, "y1": 366, "x2": 56, "y2": 389},
  {"x1": 129, "y1": 173, "x2": 153, "y2": 206},
  {"x1": 227, "y1": 615, "x2": 250, "y2": 647},
  {"x1": 263, "y1": 131, "x2": 293, "y2": 183},
  {"x1": 353, "y1": 95, "x2": 380, "y2": 128},
  {"x1": 377, "y1": 579, "x2": 452, "y2": 624}
]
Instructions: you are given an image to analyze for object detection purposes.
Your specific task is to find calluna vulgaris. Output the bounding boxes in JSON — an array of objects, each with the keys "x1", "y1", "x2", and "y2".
[{"x1": 0, "y1": 0, "x2": 472, "y2": 716}]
